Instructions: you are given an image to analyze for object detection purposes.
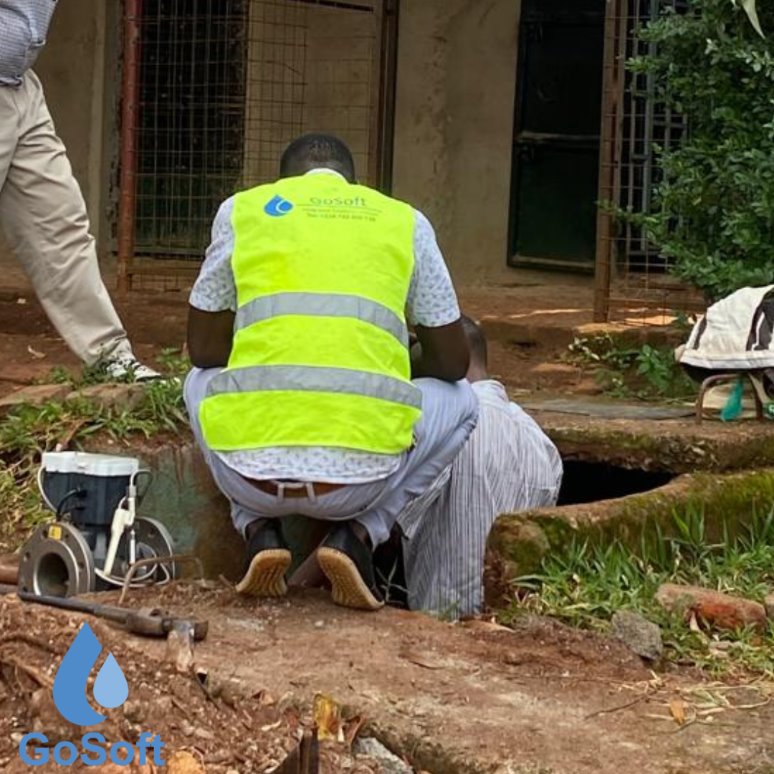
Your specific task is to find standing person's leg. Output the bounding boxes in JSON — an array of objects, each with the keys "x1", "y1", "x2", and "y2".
[
  {"x1": 0, "y1": 85, "x2": 19, "y2": 194},
  {"x1": 0, "y1": 72, "x2": 136, "y2": 366}
]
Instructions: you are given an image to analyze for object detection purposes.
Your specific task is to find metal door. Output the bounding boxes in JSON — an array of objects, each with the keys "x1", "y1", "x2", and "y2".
[{"x1": 509, "y1": 0, "x2": 606, "y2": 271}]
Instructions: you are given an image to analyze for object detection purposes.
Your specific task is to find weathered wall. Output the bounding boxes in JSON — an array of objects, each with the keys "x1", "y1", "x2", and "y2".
[
  {"x1": 0, "y1": 0, "x2": 113, "y2": 272},
  {"x1": 392, "y1": 0, "x2": 521, "y2": 282},
  {"x1": 303, "y1": 3, "x2": 378, "y2": 184},
  {"x1": 243, "y1": 0, "x2": 379, "y2": 187}
]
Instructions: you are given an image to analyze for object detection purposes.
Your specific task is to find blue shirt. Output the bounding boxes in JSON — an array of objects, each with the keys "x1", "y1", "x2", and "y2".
[{"x1": 0, "y1": 0, "x2": 57, "y2": 86}]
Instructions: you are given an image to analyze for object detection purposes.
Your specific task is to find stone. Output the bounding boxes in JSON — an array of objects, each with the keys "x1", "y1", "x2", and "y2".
[
  {"x1": 765, "y1": 594, "x2": 774, "y2": 620},
  {"x1": 611, "y1": 610, "x2": 663, "y2": 661},
  {"x1": 69, "y1": 383, "x2": 147, "y2": 412},
  {"x1": 166, "y1": 625, "x2": 195, "y2": 674},
  {"x1": 655, "y1": 583, "x2": 767, "y2": 632},
  {"x1": 354, "y1": 738, "x2": 412, "y2": 774},
  {"x1": 0, "y1": 384, "x2": 71, "y2": 414},
  {"x1": 122, "y1": 699, "x2": 146, "y2": 724},
  {"x1": 180, "y1": 721, "x2": 195, "y2": 737}
]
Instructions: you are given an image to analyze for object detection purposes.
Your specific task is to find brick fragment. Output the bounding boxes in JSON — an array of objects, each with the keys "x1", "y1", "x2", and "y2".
[{"x1": 656, "y1": 583, "x2": 767, "y2": 632}]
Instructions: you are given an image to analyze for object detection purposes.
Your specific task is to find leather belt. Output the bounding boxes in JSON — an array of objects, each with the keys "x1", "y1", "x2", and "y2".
[{"x1": 250, "y1": 480, "x2": 346, "y2": 498}]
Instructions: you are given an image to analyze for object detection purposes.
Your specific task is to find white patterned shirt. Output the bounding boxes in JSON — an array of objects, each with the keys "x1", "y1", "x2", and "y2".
[
  {"x1": 190, "y1": 169, "x2": 461, "y2": 483},
  {"x1": 0, "y1": 1, "x2": 58, "y2": 86}
]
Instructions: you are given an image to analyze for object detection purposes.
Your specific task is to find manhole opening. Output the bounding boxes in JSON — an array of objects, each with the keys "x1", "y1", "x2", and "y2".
[{"x1": 558, "y1": 460, "x2": 674, "y2": 506}]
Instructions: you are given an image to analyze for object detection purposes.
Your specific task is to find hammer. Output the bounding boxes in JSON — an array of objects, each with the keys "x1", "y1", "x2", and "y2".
[{"x1": 16, "y1": 591, "x2": 208, "y2": 641}]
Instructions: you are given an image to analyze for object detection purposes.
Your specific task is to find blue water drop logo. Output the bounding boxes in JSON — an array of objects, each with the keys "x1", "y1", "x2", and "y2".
[
  {"x1": 52, "y1": 624, "x2": 129, "y2": 726},
  {"x1": 264, "y1": 195, "x2": 294, "y2": 217},
  {"x1": 93, "y1": 654, "x2": 129, "y2": 710}
]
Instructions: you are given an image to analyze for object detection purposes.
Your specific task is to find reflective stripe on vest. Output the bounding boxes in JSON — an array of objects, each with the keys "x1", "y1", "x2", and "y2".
[
  {"x1": 206, "y1": 365, "x2": 422, "y2": 409},
  {"x1": 235, "y1": 292, "x2": 409, "y2": 347},
  {"x1": 199, "y1": 172, "x2": 420, "y2": 455}
]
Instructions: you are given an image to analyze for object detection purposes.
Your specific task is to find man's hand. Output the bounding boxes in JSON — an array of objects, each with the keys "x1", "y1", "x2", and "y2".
[
  {"x1": 412, "y1": 319, "x2": 470, "y2": 382},
  {"x1": 187, "y1": 307, "x2": 235, "y2": 368}
]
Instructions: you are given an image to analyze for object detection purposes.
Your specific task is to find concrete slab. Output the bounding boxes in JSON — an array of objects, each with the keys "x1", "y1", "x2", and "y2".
[
  {"x1": 522, "y1": 399, "x2": 694, "y2": 421},
  {"x1": 531, "y1": 410, "x2": 774, "y2": 473},
  {"x1": 486, "y1": 467, "x2": 774, "y2": 606}
]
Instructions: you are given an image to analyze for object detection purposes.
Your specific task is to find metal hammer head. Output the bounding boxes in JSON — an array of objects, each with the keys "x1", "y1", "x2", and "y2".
[{"x1": 127, "y1": 607, "x2": 209, "y2": 641}]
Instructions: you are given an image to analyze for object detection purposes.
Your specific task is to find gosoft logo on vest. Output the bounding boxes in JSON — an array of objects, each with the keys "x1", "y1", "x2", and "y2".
[
  {"x1": 264, "y1": 195, "x2": 294, "y2": 217},
  {"x1": 18, "y1": 623, "x2": 166, "y2": 768}
]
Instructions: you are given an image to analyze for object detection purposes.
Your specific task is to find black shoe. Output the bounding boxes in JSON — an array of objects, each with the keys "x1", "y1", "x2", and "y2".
[
  {"x1": 317, "y1": 523, "x2": 384, "y2": 611},
  {"x1": 236, "y1": 519, "x2": 291, "y2": 598}
]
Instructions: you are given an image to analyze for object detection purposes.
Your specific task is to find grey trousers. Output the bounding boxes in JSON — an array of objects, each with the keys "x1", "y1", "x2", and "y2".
[
  {"x1": 184, "y1": 368, "x2": 479, "y2": 547},
  {"x1": 0, "y1": 72, "x2": 132, "y2": 364}
]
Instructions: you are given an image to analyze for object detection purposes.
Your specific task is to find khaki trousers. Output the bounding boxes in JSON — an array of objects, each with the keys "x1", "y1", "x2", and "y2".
[{"x1": 0, "y1": 71, "x2": 132, "y2": 364}]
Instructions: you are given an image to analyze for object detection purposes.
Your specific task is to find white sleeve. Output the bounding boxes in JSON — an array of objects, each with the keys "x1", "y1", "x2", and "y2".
[
  {"x1": 406, "y1": 210, "x2": 461, "y2": 328},
  {"x1": 189, "y1": 198, "x2": 237, "y2": 313}
]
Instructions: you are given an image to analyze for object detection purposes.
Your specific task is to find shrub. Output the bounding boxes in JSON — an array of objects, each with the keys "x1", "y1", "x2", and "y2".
[{"x1": 630, "y1": 0, "x2": 774, "y2": 301}]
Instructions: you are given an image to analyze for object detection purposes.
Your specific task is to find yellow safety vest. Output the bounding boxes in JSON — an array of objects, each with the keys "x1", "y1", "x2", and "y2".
[{"x1": 199, "y1": 172, "x2": 422, "y2": 455}]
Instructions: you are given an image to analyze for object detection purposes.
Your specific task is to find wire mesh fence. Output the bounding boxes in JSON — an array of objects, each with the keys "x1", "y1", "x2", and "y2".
[
  {"x1": 117, "y1": 0, "x2": 386, "y2": 291},
  {"x1": 594, "y1": 0, "x2": 705, "y2": 322}
]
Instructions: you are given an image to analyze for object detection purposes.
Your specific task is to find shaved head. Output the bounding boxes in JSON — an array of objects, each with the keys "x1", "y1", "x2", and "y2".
[{"x1": 280, "y1": 133, "x2": 356, "y2": 182}]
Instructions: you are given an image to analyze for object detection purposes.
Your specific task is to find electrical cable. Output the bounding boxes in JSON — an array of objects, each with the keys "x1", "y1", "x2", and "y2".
[
  {"x1": 133, "y1": 470, "x2": 153, "y2": 501},
  {"x1": 37, "y1": 467, "x2": 56, "y2": 511},
  {"x1": 55, "y1": 489, "x2": 85, "y2": 522}
]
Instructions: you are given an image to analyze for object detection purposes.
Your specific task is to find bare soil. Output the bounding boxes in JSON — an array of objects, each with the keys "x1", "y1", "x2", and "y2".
[
  {"x1": 4, "y1": 276, "x2": 771, "y2": 773},
  {"x1": 0, "y1": 276, "x2": 600, "y2": 397},
  {"x1": 2, "y1": 584, "x2": 770, "y2": 774},
  {"x1": 0, "y1": 594, "x2": 383, "y2": 773}
]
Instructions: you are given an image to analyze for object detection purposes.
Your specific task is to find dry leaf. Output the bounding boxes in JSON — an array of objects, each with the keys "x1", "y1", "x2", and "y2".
[
  {"x1": 26, "y1": 346, "x2": 45, "y2": 360},
  {"x1": 343, "y1": 714, "x2": 367, "y2": 748},
  {"x1": 166, "y1": 751, "x2": 205, "y2": 774},
  {"x1": 255, "y1": 689, "x2": 277, "y2": 706},
  {"x1": 313, "y1": 693, "x2": 343, "y2": 742},
  {"x1": 669, "y1": 698, "x2": 687, "y2": 726},
  {"x1": 400, "y1": 649, "x2": 444, "y2": 670}
]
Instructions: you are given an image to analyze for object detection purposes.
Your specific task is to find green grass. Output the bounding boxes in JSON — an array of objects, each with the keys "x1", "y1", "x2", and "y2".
[
  {"x1": 0, "y1": 352, "x2": 190, "y2": 552},
  {"x1": 503, "y1": 507, "x2": 774, "y2": 678},
  {"x1": 43, "y1": 347, "x2": 191, "y2": 388},
  {"x1": 566, "y1": 333, "x2": 696, "y2": 402}
]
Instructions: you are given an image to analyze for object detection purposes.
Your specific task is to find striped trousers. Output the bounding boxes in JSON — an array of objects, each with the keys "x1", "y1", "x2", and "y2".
[{"x1": 398, "y1": 380, "x2": 563, "y2": 618}]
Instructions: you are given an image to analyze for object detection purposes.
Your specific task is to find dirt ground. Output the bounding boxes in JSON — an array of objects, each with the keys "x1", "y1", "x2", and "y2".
[
  {"x1": 6, "y1": 272, "x2": 771, "y2": 773},
  {"x1": 1, "y1": 585, "x2": 772, "y2": 774},
  {"x1": 0, "y1": 270, "x2": 667, "y2": 398},
  {"x1": 0, "y1": 593, "x2": 383, "y2": 773}
]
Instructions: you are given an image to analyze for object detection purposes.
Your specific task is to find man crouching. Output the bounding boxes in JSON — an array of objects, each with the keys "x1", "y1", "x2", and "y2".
[{"x1": 184, "y1": 134, "x2": 478, "y2": 611}]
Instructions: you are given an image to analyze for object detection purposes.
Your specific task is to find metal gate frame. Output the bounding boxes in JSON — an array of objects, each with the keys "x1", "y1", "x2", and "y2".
[
  {"x1": 115, "y1": 0, "x2": 400, "y2": 293},
  {"x1": 593, "y1": 0, "x2": 704, "y2": 322}
]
